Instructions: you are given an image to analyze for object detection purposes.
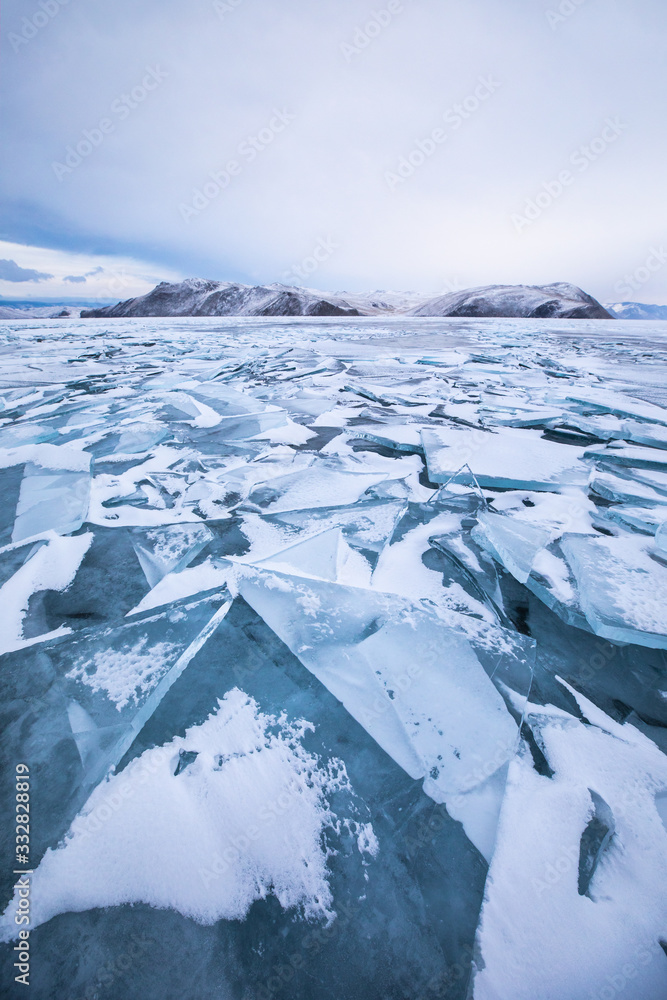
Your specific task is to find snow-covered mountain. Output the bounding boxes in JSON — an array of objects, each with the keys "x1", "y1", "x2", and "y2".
[
  {"x1": 411, "y1": 282, "x2": 613, "y2": 319},
  {"x1": 80, "y1": 279, "x2": 616, "y2": 320},
  {"x1": 0, "y1": 304, "x2": 80, "y2": 319},
  {"x1": 606, "y1": 301, "x2": 667, "y2": 320},
  {"x1": 332, "y1": 289, "x2": 429, "y2": 313},
  {"x1": 81, "y1": 279, "x2": 362, "y2": 319},
  {"x1": 6, "y1": 286, "x2": 667, "y2": 323}
]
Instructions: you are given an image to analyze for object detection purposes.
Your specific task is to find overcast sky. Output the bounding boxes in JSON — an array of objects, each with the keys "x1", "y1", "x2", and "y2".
[{"x1": 1, "y1": 0, "x2": 666, "y2": 302}]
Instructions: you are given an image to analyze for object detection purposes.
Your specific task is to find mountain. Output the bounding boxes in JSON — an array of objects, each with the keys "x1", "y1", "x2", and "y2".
[
  {"x1": 80, "y1": 279, "x2": 362, "y2": 318},
  {"x1": 605, "y1": 301, "x2": 667, "y2": 320},
  {"x1": 410, "y1": 282, "x2": 613, "y2": 319},
  {"x1": 79, "y1": 279, "x2": 619, "y2": 321},
  {"x1": 331, "y1": 289, "x2": 430, "y2": 313},
  {"x1": 0, "y1": 305, "x2": 80, "y2": 319}
]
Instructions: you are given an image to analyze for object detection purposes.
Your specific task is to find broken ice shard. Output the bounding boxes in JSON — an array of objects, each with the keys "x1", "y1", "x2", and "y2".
[
  {"x1": 421, "y1": 426, "x2": 588, "y2": 490},
  {"x1": 235, "y1": 564, "x2": 534, "y2": 859},
  {"x1": 578, "y1": 789, "x2": 615, "y2": 898},
  {"x1": 560, "y1": 533, "x2": 667, "y2": 649},
  {"x1": 0, "y1": 443, "x2": 93, "y2": 543},
  {"x1": 245, "y1": 466, "x2": 388, "y2": 513},
  {"x1": 265, "y1": 498, "x2": 407, "y2": 569},
  {"x1": 131, "y1": 523, "x2": 213, "y2": 587},
  {"x1": 0, "y1": 588, "x2": 232, "y2": 904}
]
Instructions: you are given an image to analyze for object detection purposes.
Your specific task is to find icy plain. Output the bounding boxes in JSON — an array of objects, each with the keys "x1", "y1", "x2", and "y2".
[{"x1": 0, "y1": 315, "x2": 666, "y2": 1000}]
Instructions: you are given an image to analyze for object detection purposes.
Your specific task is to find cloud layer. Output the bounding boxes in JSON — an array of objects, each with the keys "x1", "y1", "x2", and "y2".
[
  {"x1": 0, "y1": 259, "x2": 53, "y2": 282},
  {"x1": 1, "y1": 0, "x2": 666, "y2": 302}
]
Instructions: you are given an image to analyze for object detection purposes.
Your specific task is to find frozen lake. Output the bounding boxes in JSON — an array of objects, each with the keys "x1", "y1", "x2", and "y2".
[{"x1": 1, "y1": 316, "x2": 666, "y2": 1000}]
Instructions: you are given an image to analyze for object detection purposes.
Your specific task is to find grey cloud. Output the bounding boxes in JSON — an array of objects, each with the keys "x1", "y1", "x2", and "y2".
[
  {"x1": 0, "y1": 258, "x2": 53, "y2": 282},
  {"x1": 63, "y1": 267, "x2": 104, "y2": 283},
  {"x1": 1, "y1": 0, "x2": 666, "y2": 302}
]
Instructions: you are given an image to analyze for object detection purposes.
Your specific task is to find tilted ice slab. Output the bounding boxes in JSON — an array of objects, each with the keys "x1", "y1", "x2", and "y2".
[
  {"x1": 590, "y1": 470, "x2": 667, "y2": 506},
  {"x1": 370, "y1": 493, "x2": 510, "y2": 632},
  {"x1": 471, "y1": 508, "x2": 593, "y2": 632},
  {"x1": 155, "y1": 387, "x2": 289, "y2": 439},
  {"x1": 0, "y1": 531, "x2": 93, "y2": 653},
  {"x1": 562, "y1": 414, "x2": 667, "y2": 449},
  {"x1": 0, "y1": 689, "x2": 366, "y2": 938},
  {"x1": 235, "y1": 565, "x2": 534, "y2": 859},
  {"x1": 560, "y1": 533, "x2": 667, "y2": 649},
  {"x1": 0, "y1": 587, "x2": 234, "y2": 908},
  {"x1": 0, "y1": 443, "x2": 92, "y2": 543},
  {"x1": 265, "y1": 498, "x2": 407, "y2": 566},
  {"x1": 562, "y1": 386, "x2": 667, "y2": 426},
  {"x1": 474, "y1": 507, "x2": 667, "y2": 649},
  {"x1": 585, "y1": 442, "x2": 667, "y2": 472},
  {"x1": 421, "y1": 426, "x2": 589, "y2": 491},
  {"x1": 348, "y1": 422, "x2": 425, "y2": 454},
  {"x1": 0, "y1": 590, "x2": 233, "y2": 828},
  {"x1": 131, "y1": 523, "x2": 214, "y2": 587},
  {"x1": 235, "y1": 526, "x2": 373, "y2": 587},
  {"x1": 599, "y1": 504, "x2": 666, "y2": 535},
  {"x1": 244, "y1": 465, "x2": 388, "y2": 513},
  {"x1": 472, "y1": 691, "x2": 667, "y2": 1000}
]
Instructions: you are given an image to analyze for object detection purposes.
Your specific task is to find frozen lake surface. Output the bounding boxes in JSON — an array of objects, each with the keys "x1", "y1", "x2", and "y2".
[{"x1": 1, "y1": 316, "x2": 666, "y2": 1000}]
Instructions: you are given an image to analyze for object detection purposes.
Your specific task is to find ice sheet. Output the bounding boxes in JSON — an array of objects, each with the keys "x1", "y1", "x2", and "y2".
[{"x1": 1, "y1": 315, "x2": 666, "y2": 1000}]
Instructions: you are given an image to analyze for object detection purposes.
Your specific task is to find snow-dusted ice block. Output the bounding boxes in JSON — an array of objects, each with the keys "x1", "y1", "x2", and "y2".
[
  {"x1": 236, "y1": 566, "x2": 533, "y2": 856},
  {"x1": 471, "y1": 699, "x2": 667, "y2": 1000},
  {"x1": 585, "y1": 442, "x2": 667, "y2": 472},
  {"x1": 563, "y1": 386, "x2": 667, "y2": 426},
  {"x1": 0, "y1": 464, "x2": 26, "y2": 545},
  {"x1": 92, "y1": 420, "x2": 170, "y2": 457},
  {"x1": 0, "y1": 588, "x2": 233, "y2": 903},
  {"x1": 131, "y1": 523, "x2": 213, "y2": 587},
  {"x1": 561, "y1": 533, "x2": 667, "y2": 649},
  {"x1": 0, "y1": 532, "x2": 93, "y2": 653},
  {"x1": 590, "y1": 470, "x2": 667, "y2": 506},
  {"x1": 245, "y1": 466, "x2": 388, "y2": 513},
  {"x1": 421, "y1": 426, "x2": 588, "y2": 490},
  {"x1": 3, "y1": 587, "x2": 232, "y2": 782},
  {"x1": 472, "y1": 513, "x2": 552, "y2": 585},
  {"x1": 619, "y1": 419, "x2": 667, "y2": 450},
  {"x1": 600, "y1": 504, "x2": 666, "y2": 535},
  {"x1": 268, "y1": 499, "x2": 407, "y2": 565},
  {"x1": 472, "y1": 513, "x2": 588, "y2": 630},
  {"x1": 370, "y1": 493, "x2": 512, "y2": 630},
  {"x1": 157, "y1": 387, "x2": 288, "y2": 437},
  {"x1": 655, "y1": 522, "x2": 667, "y2": 558},
  {"x1": 60, "y1": 590, "x2": 233, "y2": 758},
  {"x1": 0, "y1": 444, "x2": 93, "y2": 543},
  {"x1": 0, "y1": 422, "x2": 58, "y2": 448},
  {"x1": 190, "y1": 381, "x2": 283, "y2": 416},
  {"x1": 237, "y1": 527, "x2": 368, "y2": 584},
  {"x1": 348, "y1": 423, "x2": 425, "y2": 454}
]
